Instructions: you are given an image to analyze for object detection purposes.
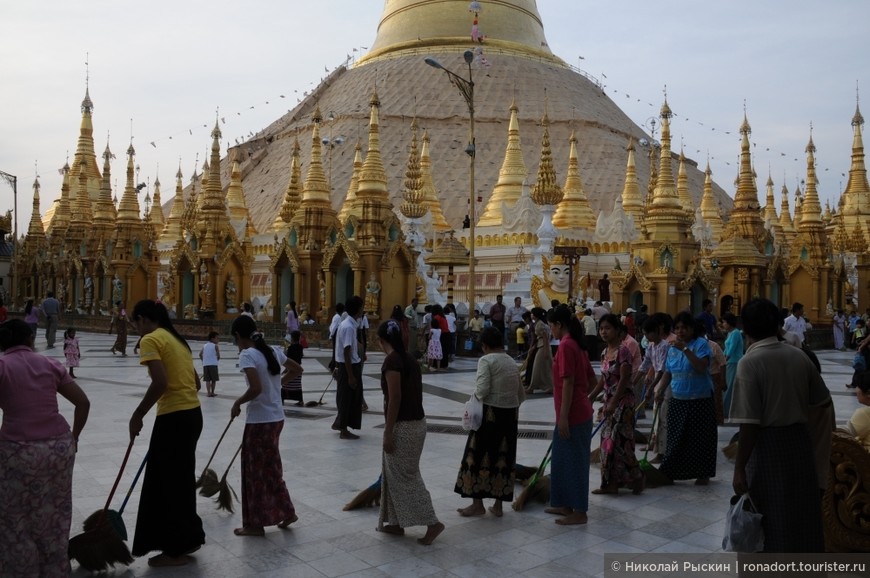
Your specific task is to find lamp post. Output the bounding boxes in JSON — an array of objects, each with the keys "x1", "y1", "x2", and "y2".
[
  {"x1": 425, "y1": 50, "x2": 477, "y2": 317},
  {"x1": 0, "y1": 170, "x2": 17, "y2": 307}
]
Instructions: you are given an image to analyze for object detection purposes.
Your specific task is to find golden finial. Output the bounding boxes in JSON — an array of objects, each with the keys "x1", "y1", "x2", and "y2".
[
  {"x1": 479, "y1": 100, "x2": 527, "y2": 226},
  {"x1": 400, "y1": 118, "x2": 427, "y2": 220},
  {"x1": 531, "y1": 109, "x2": 563, "y2": 206}
]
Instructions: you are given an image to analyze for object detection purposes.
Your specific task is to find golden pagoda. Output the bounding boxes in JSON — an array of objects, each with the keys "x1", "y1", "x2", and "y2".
[
  {"x1": 553, "y1": 130, "x2": 596, "y2": 231},
  {"x1": 762, "y1": 172, "x2": 785, "y2": 247},
  {"x1": 149, "y1": 174, "x2": 165, "y2": 235},
  {"x1": 272, "y1": 139, "x2": 302, "y2": 232},
  {"x1": 92, "y1": 142, "x2": 117, "y2": 248},
  {"x1": 479, "y1": 101, "x2": 527, "y2": 227},
  {"x1": 620, "y1": 138, "x2": 644, "y2": 226},
  {"x1": 700, "y1": 161, "x2": 724, "y2": 244},
  {"x1": 419, "y1": 131, "x2": 450, "y2": 233},
  {"x1": 839, "y1": 102, "x2": 870, "y2": 245},
  {"x1": 225, "y1": 152, "x2": 258, "y2": 239},
  {"x1": 337, "y1": 141, "x2": 363, "y2": 226},
  {"x1": 67, "y1": 88, "x2": 102, "y2": 206},
  {"x1": 676, "y1": 148, "x2": 695, "y2": 218},
  {"x1": 159, "y1": 165, "x2": 186, "y2": 244}
]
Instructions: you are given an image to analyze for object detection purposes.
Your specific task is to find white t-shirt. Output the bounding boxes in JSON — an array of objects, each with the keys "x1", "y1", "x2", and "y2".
[
  {"x1": 335, "y1": 316, "x2": 361, "y2": 364},
  {"x1": 239, "y1": 345, "x2": 287, "y2": 424},
  {"x1": 446, "y1": 313, "x2": 457, "y2": 333},
  {"x1": 201, "y1": 341, "x2": 219, "y2": 366}
]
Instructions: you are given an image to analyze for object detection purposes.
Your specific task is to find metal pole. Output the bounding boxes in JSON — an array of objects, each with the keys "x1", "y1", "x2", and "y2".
[{"x1": 467, "y1": 57, "x2": 476, "y2": 319}]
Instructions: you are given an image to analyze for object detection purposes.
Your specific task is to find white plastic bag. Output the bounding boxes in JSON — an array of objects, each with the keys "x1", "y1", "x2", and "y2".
[
  {"x1": 462, "y1": 394, "x2": 483, "y2": 431},
  {"x1": 722, "y1": 494, "x2": 764, "y2": 552}
]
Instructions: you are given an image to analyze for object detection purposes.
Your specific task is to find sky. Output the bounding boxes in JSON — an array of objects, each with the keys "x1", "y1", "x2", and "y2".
[{"x1": 1, "y1": 0, "x2": 867, "y2": 237}]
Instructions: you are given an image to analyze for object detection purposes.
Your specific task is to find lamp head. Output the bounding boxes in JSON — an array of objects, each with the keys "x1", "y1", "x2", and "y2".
[
  {"x1": 424, "y1": 57, "x2": 443, "y2": 70},
  {"x1": 463, "y1": 50, "x2": 474, "y2": 65}
]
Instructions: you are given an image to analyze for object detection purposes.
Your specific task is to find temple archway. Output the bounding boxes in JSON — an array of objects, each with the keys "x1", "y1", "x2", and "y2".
[{"x1": 335, "y1": 260, "x2": 354, "y2": 306}]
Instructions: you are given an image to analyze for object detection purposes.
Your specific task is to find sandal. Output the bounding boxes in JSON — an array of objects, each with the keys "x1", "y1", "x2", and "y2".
[
  {"x1": 591, "y1": 486, "x2": 619, "y2": 495},
  {"x1": 148, "y1": 554, "x2": 188, "y2": 567},
  {"x1": 234, "y1": 527, "x2": 265, "y2": 536}
]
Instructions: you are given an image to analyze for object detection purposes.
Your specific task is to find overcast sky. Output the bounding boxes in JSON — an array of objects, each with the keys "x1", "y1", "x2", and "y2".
[{"x1": 2, "y1": 0, "x2": 867, "y2": 235}]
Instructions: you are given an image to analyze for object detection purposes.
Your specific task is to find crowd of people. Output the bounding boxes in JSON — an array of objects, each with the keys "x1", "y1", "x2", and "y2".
[{"x1": 1, "y1": 286, "x2": 860, "y2": 574}]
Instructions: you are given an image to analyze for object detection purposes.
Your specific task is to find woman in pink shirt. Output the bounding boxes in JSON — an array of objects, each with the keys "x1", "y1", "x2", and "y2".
[{"x1": 0, "y1": 319, "x2": 90, "y2": 576}]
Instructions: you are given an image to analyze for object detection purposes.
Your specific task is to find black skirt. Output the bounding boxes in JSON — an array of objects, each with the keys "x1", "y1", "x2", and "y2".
[
  {"x1": 454, "y1": 405, "x2": 519, "y2": 500},
  {"x1": 132, "y1": 407, "x2": 205, "y2": 557},
  {"x1": 658, "y1": 397, "x2": 717, "y2": 481}
]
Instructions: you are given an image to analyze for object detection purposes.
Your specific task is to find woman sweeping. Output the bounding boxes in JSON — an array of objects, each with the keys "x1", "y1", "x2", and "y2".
[
  {"x1": 455, "y1": 326, "x2": 525, "y2": 517},
  {"x1": 546, "y1": 305, "x2": 595, "y2": 525},
  {"x1": 231, "y1": 315, "x2": 302, "y2": 536},
  {"x1": 527, "y1": 308, "x2": 554, "y2": 394},
  {"x1": 655, "y1": 311, "x2": 718, "y2": 486},
  {"x1": 128, "y1": 300, "x2": 205, "y2": 567},
  {"x1": 586, "y1": 314, "x2": 643, "y2": 495},
  {"x1": 377, "y1": 319, "x2": 445, "y2": 545},
  {"x1": 0, "y1": 319, "x2": 90, "y2": 576}
]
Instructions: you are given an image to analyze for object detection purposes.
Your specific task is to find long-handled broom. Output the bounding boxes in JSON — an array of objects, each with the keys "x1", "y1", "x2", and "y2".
[
  {"x1": 512, "y1": 442, "x2": 552, "y2": 511},
  {"x1": 638, "y1": 405, "x2": 673, "y2": 487},
  {"x1": 307, "y1": 374, "x2": 335, "y2": 407},
  {"x1": 722, "y1": 431, "x2": 740, "y2": 461},
  {"x1": 215, "y1": 443, "x2": 242, "y2": 512},
  {"x1": 197, "y1": 416, "x2": 235, "y2": 497},
  {"x1": 82, "y1": 452, "x2": 148, "y2": 540},
  {"x1": 343, "y1": 474, "x2": 382, "y2": 510},
  {"x1": 591, "y1": 392, "x2": 647, "y2": 464},
  {"x1": 69, "y1": 439, "x2": 136, "y2": 572}
]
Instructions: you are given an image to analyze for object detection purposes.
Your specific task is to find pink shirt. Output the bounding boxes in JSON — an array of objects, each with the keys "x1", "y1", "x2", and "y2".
[
  {"x1": 622, "y1": 334, "x2": 642, "y2": 373},
  {"x1": 0, "y1": 346, "x2": 73, "y2": 441},
  {"x1": 552, "y1": 336, "x2": 594, "y2": 426}
]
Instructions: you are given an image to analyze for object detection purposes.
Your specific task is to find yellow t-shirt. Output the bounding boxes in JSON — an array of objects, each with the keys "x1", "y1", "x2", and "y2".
[
  {"x1": 516, "y1": 327, "x2": 526, "y2": 345},
  {"x1": 139, "y1": 328, "x2": 200, "y2": 416}
]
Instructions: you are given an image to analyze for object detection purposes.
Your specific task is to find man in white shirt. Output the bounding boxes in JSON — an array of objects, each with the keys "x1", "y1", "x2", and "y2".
[
  {"x1": 783, "y1": 302, "x2": 812, "y2": 345},
  {"x1": 333, "y1": 296, "x2": 363, "y2": 439}
]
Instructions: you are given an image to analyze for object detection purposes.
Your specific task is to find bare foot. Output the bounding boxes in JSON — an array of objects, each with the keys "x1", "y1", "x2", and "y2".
[
  {"x1": 148, "y1": 554, "x2": 188, "y2": 567},
  {"x1": 456, "y1": 504, "x2": 486, "y2": 517},
  {"x1": 378, "y1": 524, "x2": 404, "y2": 536},
  {"x1": 555, "y1": 512, "x2": 588, "y2": 525},
  {"x1": 544, "y1": 507, "x2": 571, "y2": 516},
  {"x1": 234, "y1": 527, "x2": 265, "y2": 536},
  {"x1": 277, "y1": 514, "x2": 298, "y2": 529},
  {"x1": 488, "y1": 502, "x2": 503, "y2": 517},
  {"x1": 418, "y1": 522, "x2": 445, "y2": 545}
]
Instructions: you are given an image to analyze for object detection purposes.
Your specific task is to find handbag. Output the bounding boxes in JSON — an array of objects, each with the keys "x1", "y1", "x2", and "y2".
[
  {"x1": 464, "y1": 338, "x2": 473, "y2": 350},
  {"x1": 722, "y1": 493, "x2": 764, "y2": 552},
  {"x1": 462, "y1": 394, "x2": 483, "y2": 432}
]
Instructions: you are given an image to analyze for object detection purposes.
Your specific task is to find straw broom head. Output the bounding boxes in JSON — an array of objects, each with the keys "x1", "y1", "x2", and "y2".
[
  {"x1": 197, "y1": 469, "x2": 221, "y2": 497},
  {"x1": 215, "y1": 472, "x2": 238, "y2": 512},
  {"x1": 343, "y1": 477, "x2": 382, "y2": 511},
  {"x1": 68, "y1": 520, "x2": 133, "y2": 572}
]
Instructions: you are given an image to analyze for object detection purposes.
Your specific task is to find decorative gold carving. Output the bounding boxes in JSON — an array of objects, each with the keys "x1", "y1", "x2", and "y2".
[{"x1": 822, "y1": 431, "x2": 870, "y2": 552}]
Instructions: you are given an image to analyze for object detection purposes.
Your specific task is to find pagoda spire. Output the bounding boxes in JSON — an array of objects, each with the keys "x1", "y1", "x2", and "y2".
[
  {"x1": 291, "y1": 107, "x2": 338, "y2": 246},
  {"x1": 419, "y1": 131, "x2": 451, "y2": 231},
  {"x1": 779, "y1": 183, "x2": 796, "y2": 245},
  {"x1": 93, "y1": 141, "x2": 117, "y2": 241},
  {"x1": 643, "y1": 97, "x2": 692, "y2": 240},
  {"x1": 116, "y1": 142, "x2": 142, "y2": 225},
  {"x1": 530, "y1": 111, "x2": 563, "y2": 206},
  {"x1": 27, "y1": 177, "x2": 45, "y2": 239},
  {"x1": 198, "y1": 119, "x2": 227, "y2": 216},
  {"x1": 763, "y1": 172, "x2": 784, "y2": 243},
  {"x1": 337, "y1": 141, "x2": 362, "y2": 225},
  {"x1": 620, "y1": 137, "x2": 644, "y2": 224},
  {"x1": 700, "y1": 161, "x2": 724, "y2": 243},
  {"x1": 69, "y1": 86, "x2": 102, "y2": 203},
  {"x1": 355, "y1": 92, "x2": 395, "y2": 244},
  {"x1": 273, "y1": 139, "x2": 303, "y2": 231},
  {"x1": 553, "y1": 130, "x2": 595, "y2": 230},
  {"x1": 68, "y1": 158, "x2": 92, "y2": 245},
  {"x1": 717, "y1": 113, "x2": 766, "y2": 252},
  {"x1": 400, "y1": 118, "x2": 427, "y2": 221},
  {"x1": 226, "y1": 151, "x2": 257, "y2": 238},
  {"x1": 799, "y1": 132, "x2": 824, "y2": 227},
  {"x1": 47, "y1": 162, "x2": 71, "y2": 241},
  {"x1": 160, "y1": 164, "x2": 186, "y2": 242},
  {"x1": 479, "y1": 100, "x2": 527, "y2": 227},
  {"x1": 150, "y1": 172, "x2": 165, "y2": 231},
  {"x1": 676, "y1": 147, "x2": 694, "y2": 218},
  {"x1": 841, "y1": 100, "x2": 870, "y2": 244}
]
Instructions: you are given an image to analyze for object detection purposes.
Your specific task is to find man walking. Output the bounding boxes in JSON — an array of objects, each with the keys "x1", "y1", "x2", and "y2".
[
  {"x1": 404, "y1": 297, "x2": 420, "y2": 356},
  {"x1": 783, "y1": 302, "x2": 812, "y2": 345},
  {"x1": 505, "y1": 296, "x2": 528, "y2": 353},
  {"x1": 730, "y1": 298, "x2": 831, "y2": 552},
  {"x1": 333, "y1": 296, "x2": 364, "y2": 440},
  {"x1": 41, "y1": 291, "x2": 61, "y2": 348},
  {"x1": 489, "y1": 295, "x2": 506, "y2": 342}
]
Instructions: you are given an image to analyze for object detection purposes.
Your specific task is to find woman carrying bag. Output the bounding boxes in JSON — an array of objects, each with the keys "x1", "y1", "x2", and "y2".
[{"x1": 454, "y1": 327, "x2": 525, "y2": 517}]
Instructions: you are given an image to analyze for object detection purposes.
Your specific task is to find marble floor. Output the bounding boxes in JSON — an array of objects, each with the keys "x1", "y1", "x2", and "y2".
[{"x1": 44, "y1": 330, "x2": 860, "y2": 577}]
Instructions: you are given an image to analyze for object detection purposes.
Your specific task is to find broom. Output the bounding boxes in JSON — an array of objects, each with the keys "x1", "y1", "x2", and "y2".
[
  {"x1": 197, "y1": 416, "x2": 236, "y2": 497},
  {"x1": 306, "y1": 374, "x2": 335, "y2": 407},
  {"x1": 638, "y1": 405, "x2": 673, "y2": 488},
  {"x1": 214, "y1": 443, "x2": 242, "y2": 513},
  {"x1": 343, "y1": 474, "x2": 382, "y2": 510},
  {"x1": 82, "y1": 452, "x2": 148, "y2": 540},
  {"x1": 722, "y1": 431, "x2": 740, "y2": 461},
  {"x1": 513, "y1": 443, "x2": 552, "y2": 511},
  {"x1": 591, "y1": 393, "x2": 647, "y2": 464},
  {"x1": 69, "y1": 439, "x2": 136, "y2": 572}
]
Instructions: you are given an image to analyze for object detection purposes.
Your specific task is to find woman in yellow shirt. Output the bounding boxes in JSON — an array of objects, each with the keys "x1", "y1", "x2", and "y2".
[{"x1": 128, "y1": 300, "x2": 205, "y2": 567}]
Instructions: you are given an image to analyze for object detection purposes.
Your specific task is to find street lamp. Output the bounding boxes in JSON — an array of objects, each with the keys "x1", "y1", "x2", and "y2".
[
  {"x1": 425, "y1": 50, "x2": 477, "y2": 317},
  {"x1": 0, "y1": 170, "x2": 17, "y2": 307}
]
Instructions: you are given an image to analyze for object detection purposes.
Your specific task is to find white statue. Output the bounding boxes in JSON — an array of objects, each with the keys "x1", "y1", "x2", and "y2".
[{"x1": 111, "y1": 274, "x2": 123, "y2": 304}]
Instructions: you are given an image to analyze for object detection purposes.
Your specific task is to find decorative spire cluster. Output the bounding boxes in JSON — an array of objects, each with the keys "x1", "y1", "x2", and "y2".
[
  {"x1": 400, "y1": 119, "x2": 427, "y2": 220},
  {"x1": 530, "y1": 112, "x2": 563, "y2": 206},
  {"x1": 479, "y1": 101, "x2": 527, "y2": 226}
]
